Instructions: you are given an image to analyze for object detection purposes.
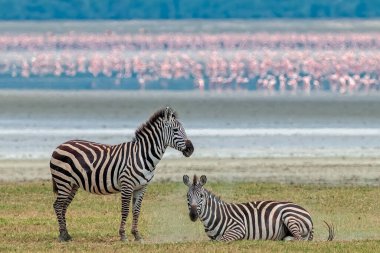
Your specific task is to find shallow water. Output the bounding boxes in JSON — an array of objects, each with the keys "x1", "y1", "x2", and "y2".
[{"x1": 1, "y1": 91, "x2": 380, "y2": 159}]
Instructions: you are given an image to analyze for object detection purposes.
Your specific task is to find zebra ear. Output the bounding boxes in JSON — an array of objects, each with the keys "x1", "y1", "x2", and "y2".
[
  {"x1": 183, "y1": 175, "x2": 190, "y2": 186},
  {"x1": 200, "y1": 175, "x2": 207, "y2": 186},
  {"x1": 164, "y1": 107, "x2": 174, "y2": 123}
]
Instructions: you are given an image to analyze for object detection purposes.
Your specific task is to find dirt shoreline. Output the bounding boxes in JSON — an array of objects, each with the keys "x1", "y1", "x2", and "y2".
[{"x1": 1, "y1": 157, "x2": 379, "y2": 186}]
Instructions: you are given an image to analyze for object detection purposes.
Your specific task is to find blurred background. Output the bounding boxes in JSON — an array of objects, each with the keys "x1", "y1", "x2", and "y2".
[{"x1": 0, "y1": 0, "x2": 380, "y2": 182}]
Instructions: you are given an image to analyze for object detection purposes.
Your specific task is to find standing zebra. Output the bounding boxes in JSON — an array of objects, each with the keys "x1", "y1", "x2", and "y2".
[
  {"x1": 183, "y1": 175, "x2": 335, "y2": 242},
  {"x1": 50, "y1": 107, "x2": 194, "y2": 242}
]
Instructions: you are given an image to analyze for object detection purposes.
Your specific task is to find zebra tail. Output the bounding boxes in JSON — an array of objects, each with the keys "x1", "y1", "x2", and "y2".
[
  {"x1": 323, "y1": 220, "x2": 335, "y2": 241},
  {"x1": 52, "y1": 178, "x2": 58, "y2": 194}
]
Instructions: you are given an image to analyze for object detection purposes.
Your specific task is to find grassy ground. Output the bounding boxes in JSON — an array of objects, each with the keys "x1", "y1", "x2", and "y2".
[{"x1": 0, "y1": 181, "x2": 379, "y2": 252}]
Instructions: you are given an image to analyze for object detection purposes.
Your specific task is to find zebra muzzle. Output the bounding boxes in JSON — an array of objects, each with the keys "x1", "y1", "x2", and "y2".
[
  {"x1": 182, "y1": 140, "x2": 194, "y2": 157},
  {"x1": 189, "y1": 205, "x2": 198, "y2": 221}
]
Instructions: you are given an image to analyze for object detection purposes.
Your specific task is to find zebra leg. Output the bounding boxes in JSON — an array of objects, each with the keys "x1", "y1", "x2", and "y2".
[
  {"x1": 219, "y1": 231, "x2": 244, "y2": 242},
  {"x1": 53, "y1": 184, "x2": 76, "y2": 242},
  {"x1": 131, "y1": 186, "x2": 147, "y2": 241},
  {"x1": 119, "y1": 184, "x2": 133, "y2": 241},
  {"x1": 219, "y1": 226, "x2": 245, "y2": 242},
  {"x1": 62, "y1": 185, "x2": 79, "y2": 216},
  {"x1": 60, "y1": 185, "x2": 79, "y2": 239},
  {"x1": 283, "y1": 219, "x2": 305, "y2": 241}
]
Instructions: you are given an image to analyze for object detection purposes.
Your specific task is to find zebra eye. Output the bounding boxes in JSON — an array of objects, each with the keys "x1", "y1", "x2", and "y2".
[{"x1": 173, "y1": 128, "x2": 179, "y2": 132}]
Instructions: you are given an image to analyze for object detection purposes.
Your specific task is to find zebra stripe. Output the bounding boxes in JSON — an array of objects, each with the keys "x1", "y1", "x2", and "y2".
[
  {"x1": 183, "y1": 175, "x2": 334, "y2": 242},
  {"x1": 51, "y1": 107, "x2": 194, "y2": 242}
]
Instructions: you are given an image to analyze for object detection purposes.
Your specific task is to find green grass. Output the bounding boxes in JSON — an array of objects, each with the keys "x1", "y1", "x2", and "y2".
[{"x1": 0, "y1": 181, "x2": 379, "y2": 252}]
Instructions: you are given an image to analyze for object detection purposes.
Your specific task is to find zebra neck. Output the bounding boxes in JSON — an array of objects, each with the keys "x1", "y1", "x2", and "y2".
[
  {"x1": 199, "y1": 192, "x2": 226, "y2": 227},
  {"x1": 134, "y1": 129, "x2": 166, "y2": 169}
]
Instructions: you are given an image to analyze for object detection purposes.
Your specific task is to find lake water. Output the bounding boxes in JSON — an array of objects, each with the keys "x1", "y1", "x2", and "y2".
[{"x1": 1, "y1": 91, "x2": 380, "y2": 159}]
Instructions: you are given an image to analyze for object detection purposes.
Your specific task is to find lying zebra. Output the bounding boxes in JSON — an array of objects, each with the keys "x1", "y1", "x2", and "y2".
[{"x1": 183, "y1": 175, "x2": 335, "y2": 242}]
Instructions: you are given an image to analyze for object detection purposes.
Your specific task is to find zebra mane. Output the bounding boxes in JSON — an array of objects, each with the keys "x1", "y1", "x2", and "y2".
[
  {"x1": 192, "y1": 175, "x2": 198, "y2": 185},
  {"x1": 205, "y1": 188, "x2": 221, "y2": 202},
  {"x1": 134, "y1": 107, "x2": 178, "y2": 140}
]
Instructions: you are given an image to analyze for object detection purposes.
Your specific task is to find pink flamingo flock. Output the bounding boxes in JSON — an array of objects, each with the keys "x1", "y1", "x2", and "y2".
[{"x1": 0, "y1": 32, "x2": 379, "y2": 93}]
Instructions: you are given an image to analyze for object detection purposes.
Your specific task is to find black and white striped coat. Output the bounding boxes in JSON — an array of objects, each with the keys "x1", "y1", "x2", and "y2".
[
  {"x1": 50, "y1": 107, "x2": 194, "y2": 242},
  {"x1": 183, "y1": 175, "x2": 334, "y2": 242}
]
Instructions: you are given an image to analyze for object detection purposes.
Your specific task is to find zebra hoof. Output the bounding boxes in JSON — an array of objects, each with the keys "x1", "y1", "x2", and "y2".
[
  {"x1": 134, "y1": 237, "x2": 143, "y2": 243},
  {"x1": 283, "y1": 236, "x2": 295, "y2": 241},
  {"x1": 120, "y1": 235, "x2": 127, "y2": 242},
  {"x1": 58, "y1": 231, "x2": 72, "y2": 242},
  {"x1": 132, "y1": 231, "x2": 143, "y2": 242}
]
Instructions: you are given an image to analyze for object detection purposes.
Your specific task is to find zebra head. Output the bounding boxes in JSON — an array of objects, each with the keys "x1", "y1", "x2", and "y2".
[
  {"x1": 183, "y1": 174, "x2": 207, "y2": 222},
  {"x1": 162, "y1": 107, "x2": 194, "y2": 157}
]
